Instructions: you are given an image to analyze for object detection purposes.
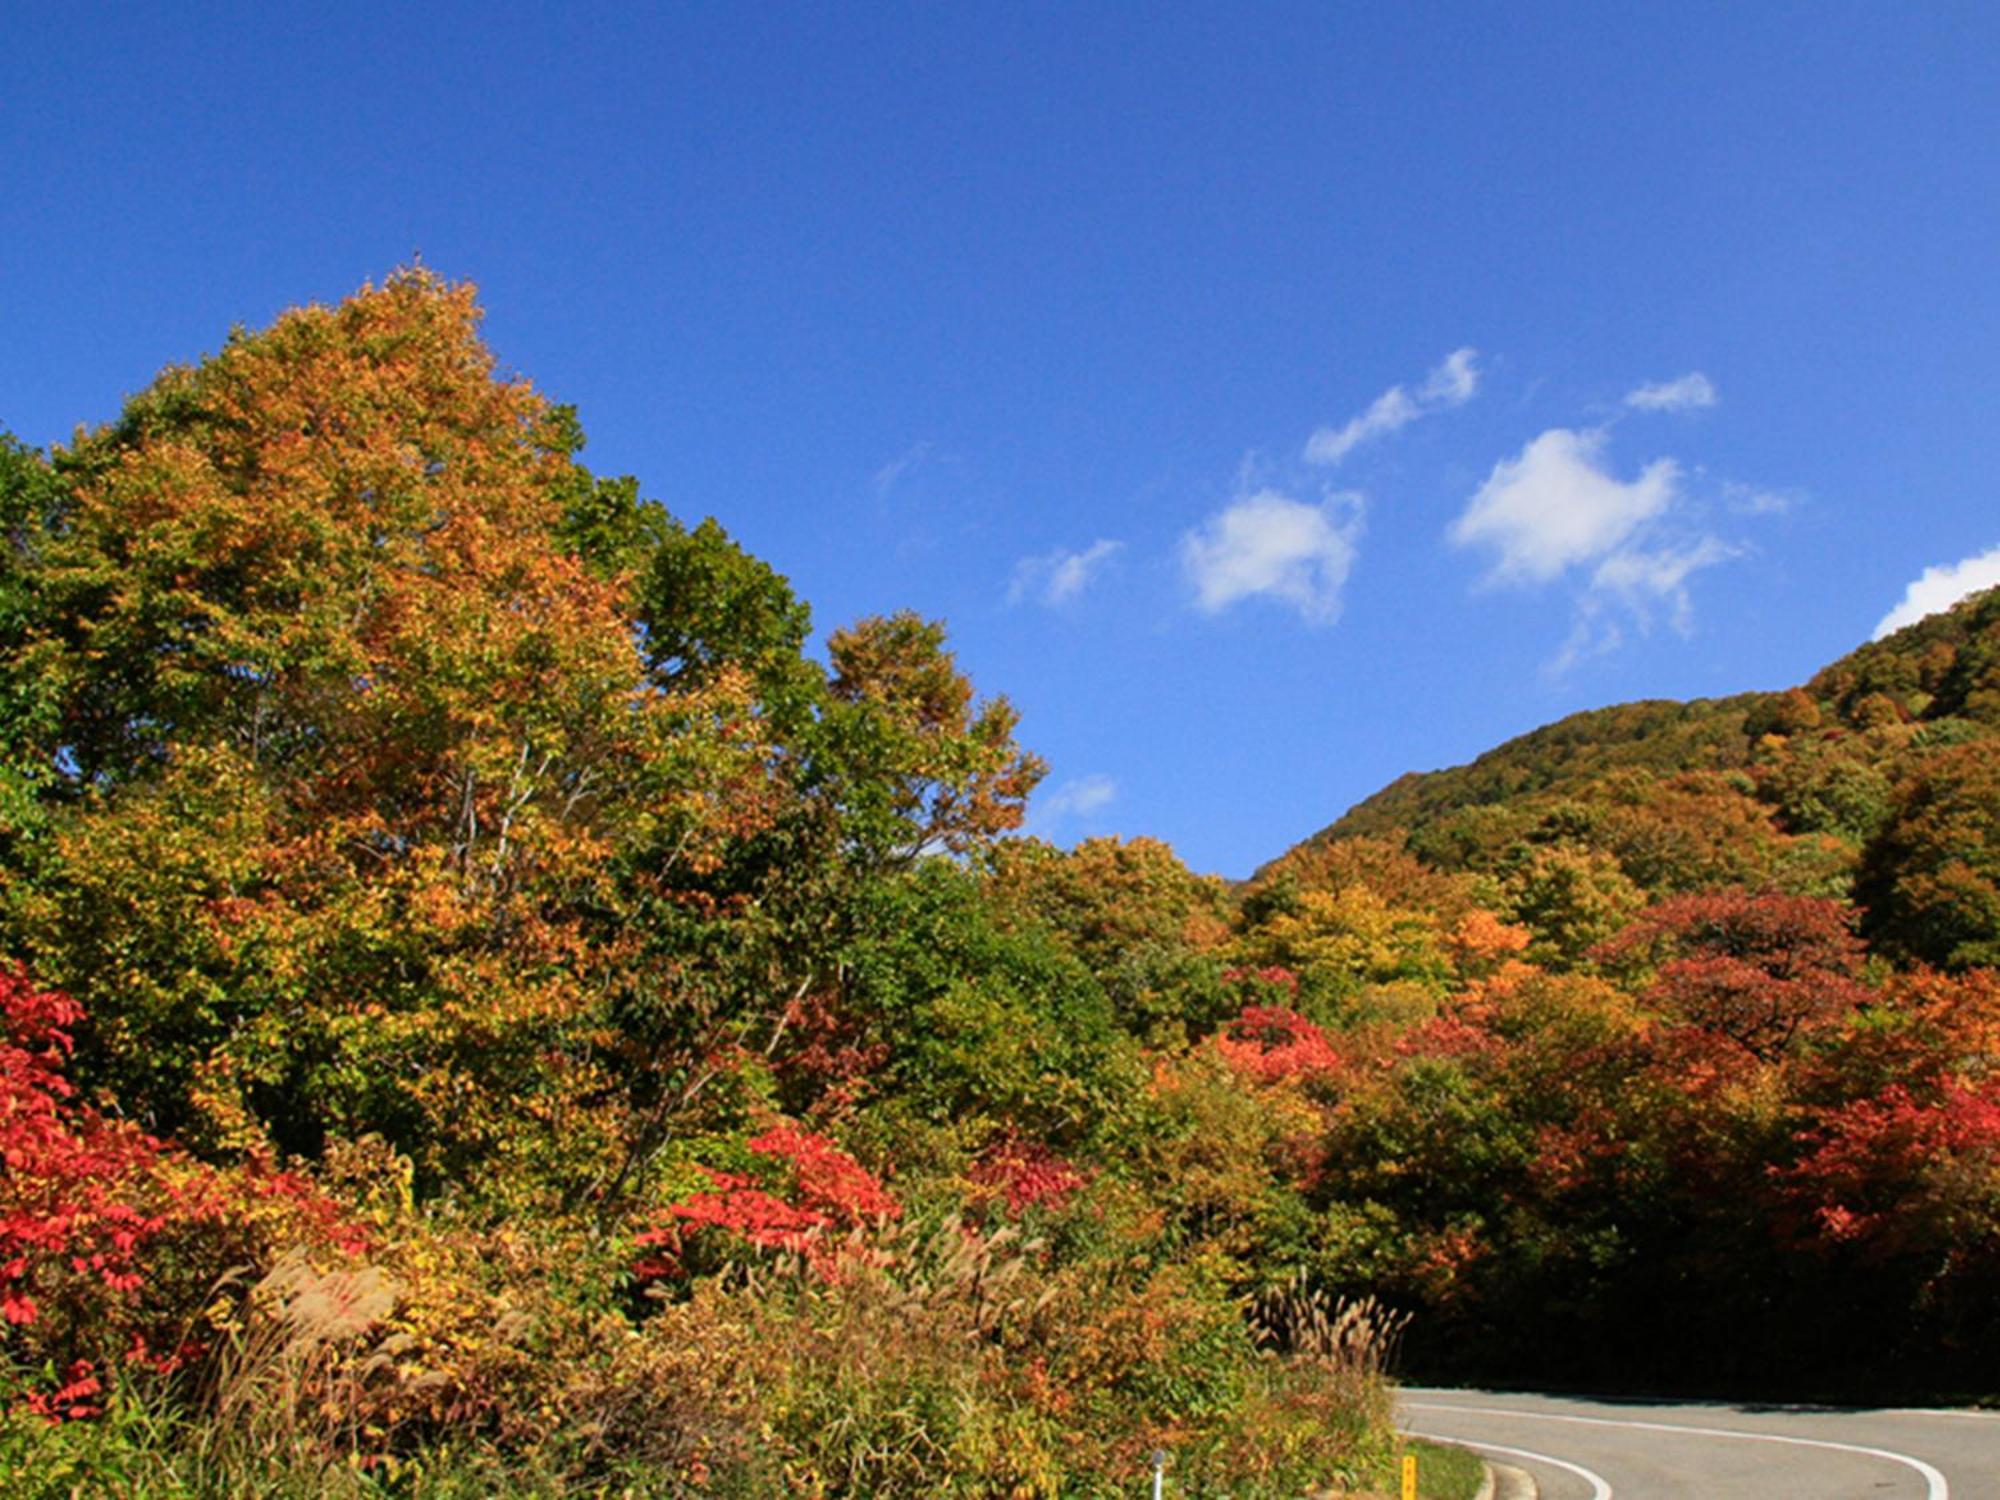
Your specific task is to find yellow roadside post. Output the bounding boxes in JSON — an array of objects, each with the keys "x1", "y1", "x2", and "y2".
[{"x1": 1401, "y1": 1452, "x2": 1418, "y2": 1500}]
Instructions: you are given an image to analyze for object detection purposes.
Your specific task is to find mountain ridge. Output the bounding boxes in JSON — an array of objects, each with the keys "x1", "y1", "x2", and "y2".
[{"x1": 1261, "y1": 586, "x2": 2000, "y2": 970}]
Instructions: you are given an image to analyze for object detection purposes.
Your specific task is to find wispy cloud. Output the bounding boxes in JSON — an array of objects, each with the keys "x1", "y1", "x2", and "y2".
[
  {"x1": 1304, "y1": 347, "x2": 1480, "y2": 466},
  {"x1": 1450, "y1": 426, "x2": 1737, "y2": 669},
  {"x1": 1548, "y1": 535, "x2": 1744, "y2": 675},
  {"x1": 1008, "y1": 539, "x2": 1125, "y2": 606},
  {"x1": 1722, "y1": 479, "x2": 1795, "y2": 515},
  {"x1": 873, "y1": 440, "x2": 933, "y2": 497},
  {"x1": 1589, "y1": 537, "x2": 1739, "y2": 626},
  {"x1": 1624, "y1": 372, "x2": 1718, "y2": 412},
  {"x1": 1183, "y1": 489, "x2": 1364, "y2": 625},
  {"x1": 1021, "y1": 774, "x2": 1119, "y2": 840},
  {"x1": 1874, "y1": 544, "x2": 2000, "y2": 640}
]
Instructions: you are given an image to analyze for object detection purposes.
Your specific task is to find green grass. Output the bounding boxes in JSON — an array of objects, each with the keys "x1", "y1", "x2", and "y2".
[{"x1": 1394, "y1": 1437, "x2": 1487, "y2": 1500}]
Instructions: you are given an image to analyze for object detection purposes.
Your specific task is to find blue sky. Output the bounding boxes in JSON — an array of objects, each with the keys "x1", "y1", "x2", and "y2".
[{"x1": 5, "y1": 3, "x2": 1998, "y2": 875}]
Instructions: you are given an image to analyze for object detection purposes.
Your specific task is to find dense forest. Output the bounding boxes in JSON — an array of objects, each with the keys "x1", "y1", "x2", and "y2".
[{"x1": 2, "y1": 274, "x2": 1997, "y2": 1495}]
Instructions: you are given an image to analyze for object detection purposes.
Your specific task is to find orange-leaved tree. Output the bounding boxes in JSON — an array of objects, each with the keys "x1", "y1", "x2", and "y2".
[{"x1": 0, "y1": 272, "x2": 781, "y2": 1194}]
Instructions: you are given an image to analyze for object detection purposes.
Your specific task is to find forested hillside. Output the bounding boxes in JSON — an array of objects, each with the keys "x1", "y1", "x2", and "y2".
[
  {"x1": 2, "y1": 275, "x2": 1997, "y2": 1495},
  {"x1": 1244, "y1": 587, "x2": 2000, "y2": 1389},
  {"x1": 1294, "y1": 593, "x2": 2000, "y2": 971}
]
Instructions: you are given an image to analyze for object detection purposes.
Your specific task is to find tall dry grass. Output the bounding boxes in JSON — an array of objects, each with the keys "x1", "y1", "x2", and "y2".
[
  {"x1": 1252, "y1": 1278, "x2": 1410, "y2": 1411},
  {"x1": 196, "y1": 1252, "x2": 403, "y2": 1483}
]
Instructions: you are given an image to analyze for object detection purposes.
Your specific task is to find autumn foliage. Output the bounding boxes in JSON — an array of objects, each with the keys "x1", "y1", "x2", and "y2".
[
  {"x1": 637, "y1": 1127, "x2": 899, "y2": 1279},
  {"x1": 1599, "y1": 889, "x2": 1869, "y2": 1058},
  {"x1": 0, "y1": 964, "x2": 363, "y2": 1422},
  {"x1": 3, "y1": 273, "x2": 1999, "y2": 1490}
]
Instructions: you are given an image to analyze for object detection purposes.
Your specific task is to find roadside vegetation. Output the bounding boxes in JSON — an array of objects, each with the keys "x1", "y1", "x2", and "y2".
[
  {"x1": 1398, "y1": 1441, "x2": 1487, "y2": 1500},
  {"x1": 2, "y1": 273, "x2": 1998, "y2": 1490}
]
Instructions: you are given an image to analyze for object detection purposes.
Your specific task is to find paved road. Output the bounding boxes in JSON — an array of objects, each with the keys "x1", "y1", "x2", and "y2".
[{"x1": 1399, "y1": 1387, "x2": 1999, "y2": 1498}]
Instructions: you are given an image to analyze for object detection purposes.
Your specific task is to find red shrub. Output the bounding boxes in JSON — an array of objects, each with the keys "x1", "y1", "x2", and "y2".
[
  {"x1": 1213, "y1": 1004, "x2": 1342, "y2": 1084},
  {"x1": 969, "y1": 1135, "x2": 1087, "y2": 1215},
  {"x1": 1395, "y1": 1012, "x2": 1502, "y2": 1061},
  {"x1": 750, "y1": 1127, "x2": 900, "y2": 1223},
  {"x1": 1785, "y1": 1078, "x2": 2000, "y2": 1256},
  {"x1": 0, "y1": 964, "x2": 366, "y2": 1415},
  {"x1": 637, "y1": 1127, "x2": 899, "y2": 1280},
  {"x1": 0, "y1": 968, "x2": 166, "y2": 1332}
]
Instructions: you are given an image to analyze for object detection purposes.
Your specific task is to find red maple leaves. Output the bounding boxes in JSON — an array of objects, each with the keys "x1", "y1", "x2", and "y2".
[
  {"x1": 1601, "y1": 890, "x2": 1869, "y2": 1059},
  {"x1": 1213, "y1": 999, "x2": 1343, "y2": 1085},
  {"x1": 2, "y1": 964, "x2": 366, "y2": 1418},
  {"x1": 968, "y1": 1135, "x2": 1086, "y2": 1215},
  {"x1": 636, "y1": 1127, "x2": 900, "y2": 1280},
  {"x1": 1, "y1": 966, "x2": 170, "y2": 1333}
]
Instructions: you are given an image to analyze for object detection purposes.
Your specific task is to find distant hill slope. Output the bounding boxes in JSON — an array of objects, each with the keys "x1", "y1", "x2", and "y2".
[
  {"x1": 1321, "y1": 691, "x2": 1769, "y2": 844},
  {"x1": 1268, "y1": 586, "x2": 2000, "y2": 967}
]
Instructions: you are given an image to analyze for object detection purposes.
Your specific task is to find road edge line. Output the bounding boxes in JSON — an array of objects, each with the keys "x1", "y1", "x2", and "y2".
[
  {"x1": 1405, "y1": 1402, "x2": 1945, "y2": 1500},
  {"x1": 1405, "y1": 1430, "x2": 1598, "y2": 1499}
]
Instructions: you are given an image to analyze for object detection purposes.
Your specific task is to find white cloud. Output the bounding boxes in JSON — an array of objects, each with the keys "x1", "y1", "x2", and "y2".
[
  {"x1": 1873, "y1": 545, "x2": 2000, "y2": 640},
  {"x1": 1304, "y1": 347, "x2": 1480, "y2": 466},
  {"x1": 1590, "y1": 536, "x2": 1740, "y2": 632},
  {"x1": 1548, "y1": 540, "x2": 1740, "y2": 674},
  {"x1": 1021, "y1": 774, "x2": 1119, "y2": 840},
  {"x1": 1042, "y1": 774, "x2": 1117, "y2": 818},
  {"x1": 1722, "y1": 479, "x2": 1794, "y2": 515},
  {"x1": 1451, "y1": 427, "x2": 1741, "y2": 670},
  {"x1": 1008, "y1": 539, "x2": 1124, "y2": 606},
  {"x1": 1422, "y1": 346, "x2": 1481, "y2": 405},
  {"x1": 1450, "y1": 427, "x2": 1679, "y2": 586},
  {"x1": 1624, "y1": 372, "x2": 1718, "y2": 412},
  {"x1": 1309, "y1": 387, "x2": 1417, "y2": 464},
  {"x1": 873, "y1": 440, "x2": 932, "y2": 497},
  {"x1": 1182, "y1": 489, "x2": 1363, "y2": 624}
]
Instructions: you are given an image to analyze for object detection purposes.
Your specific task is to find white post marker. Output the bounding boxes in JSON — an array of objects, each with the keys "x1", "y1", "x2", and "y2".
[{"x1": 1151, "y1": 1447, "x2": 1167, "y2": 1500}]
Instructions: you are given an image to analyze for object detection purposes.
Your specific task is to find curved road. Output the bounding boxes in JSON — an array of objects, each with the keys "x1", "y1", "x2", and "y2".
[{"x1": 1399, "y1": 1387, "x2": 1998, "y2": 1498}]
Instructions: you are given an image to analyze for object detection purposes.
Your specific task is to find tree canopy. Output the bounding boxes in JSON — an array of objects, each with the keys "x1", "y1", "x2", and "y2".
[{"x1": 4, "y1": 274, "x2": 2000, "y2": 1491}]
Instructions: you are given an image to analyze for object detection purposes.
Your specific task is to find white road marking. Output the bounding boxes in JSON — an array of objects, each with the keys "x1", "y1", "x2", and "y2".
[
  {"x1": 1404, "y1": 1400, "x2": 1949, "y2": 1500},
  {"x1": 1404, "y1": 1430, "x2": 1613, "y2": 1500}
]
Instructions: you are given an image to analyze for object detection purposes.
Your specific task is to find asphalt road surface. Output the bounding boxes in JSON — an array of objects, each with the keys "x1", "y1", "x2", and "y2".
[{"x1": 1399, "y1": 1387, "x2": 1998, "y2": 1498}]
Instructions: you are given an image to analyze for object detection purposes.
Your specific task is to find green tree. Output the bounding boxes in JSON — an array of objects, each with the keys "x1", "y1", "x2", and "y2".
[
  {"x1": 1860, "y1": 741, "x2": 2000, "y2": 968},
  {"x1": 820, "y1": 611, "x2": 1045, "y2": 869},
  {"x1": 1499, "y1": 845, "x2": 1645, "y2": 969}
]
